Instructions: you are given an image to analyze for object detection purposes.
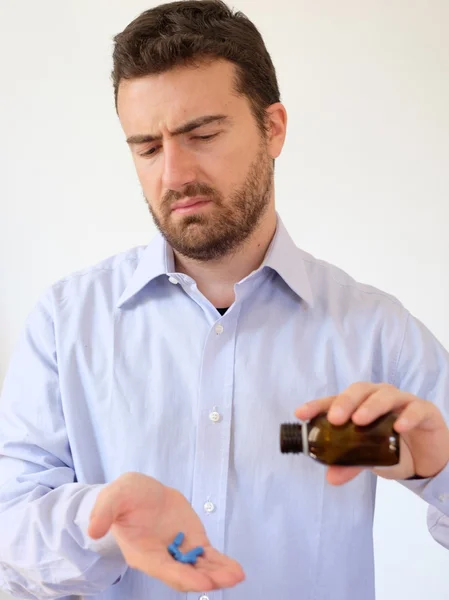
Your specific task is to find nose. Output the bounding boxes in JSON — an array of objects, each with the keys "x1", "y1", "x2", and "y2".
[{"x1": 161, "y1": 140, "x2": 197, "y2": 191}]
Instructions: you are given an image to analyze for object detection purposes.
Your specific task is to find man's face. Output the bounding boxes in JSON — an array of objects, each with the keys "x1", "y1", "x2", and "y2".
[{"x1": 117, "y1": 59, "x2": 277, "y2": 261}]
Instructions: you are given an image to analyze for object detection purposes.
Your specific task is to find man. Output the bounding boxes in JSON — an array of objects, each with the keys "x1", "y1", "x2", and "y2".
[{"x1": 0, "y1": 1, "x2": 448, "y2": 598}]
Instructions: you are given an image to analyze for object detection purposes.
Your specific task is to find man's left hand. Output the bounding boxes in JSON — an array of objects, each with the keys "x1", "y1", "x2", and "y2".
[{"x1": 295, "y1": 383, "x2": 449, "y2": 485}]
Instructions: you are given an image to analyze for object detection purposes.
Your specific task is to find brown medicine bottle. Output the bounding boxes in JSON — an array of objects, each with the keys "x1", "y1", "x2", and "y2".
[{"x1": 280, "y1": 412, "x2": 400, "y2": 467}]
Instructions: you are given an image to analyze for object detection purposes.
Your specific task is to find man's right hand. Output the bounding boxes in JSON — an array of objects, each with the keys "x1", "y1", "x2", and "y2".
[{"x1": 87, "y1": 472, "x2": 245, "y2": 593}]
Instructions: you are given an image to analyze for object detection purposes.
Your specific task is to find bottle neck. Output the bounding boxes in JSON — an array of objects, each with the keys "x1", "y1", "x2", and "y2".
[{"x1": 302, "y1": 422, "x2": 309, "y2": 456}]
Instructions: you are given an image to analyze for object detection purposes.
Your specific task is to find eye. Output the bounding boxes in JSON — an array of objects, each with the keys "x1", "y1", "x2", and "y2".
[
  {"x1": 141, "y1": 146, "x2": 160, "y2": 157},
  {"x1": 193, "y1": 133, "x2": 219, "y2": 141}
]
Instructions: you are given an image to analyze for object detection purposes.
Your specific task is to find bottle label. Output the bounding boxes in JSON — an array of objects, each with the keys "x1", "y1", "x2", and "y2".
[{"x1": 302, "y1": 422, "x2": 309, "y2": 456}]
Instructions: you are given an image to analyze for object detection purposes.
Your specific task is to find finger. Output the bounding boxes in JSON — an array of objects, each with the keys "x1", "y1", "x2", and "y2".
[
  {"x1": 326, "y1": 466, "x2": 363, "y2": 486},
  {"x1": 155, "y1": 560, "x2": 216, "y2": 592},
  {"x1": 295, "y1": 396, "x2": 336, "y2": 421},
  {"x1": 327, "y1": 383, "x2": 380, "y2": 424},
  {"x1": 394, "y1": 399, "x2": 440, "y2": 433},
  {"x1": 350, "y1": 388, "x2": 411, "y2": 425},
  {"x1": 208, "y1": 566, "x2": 245, "y2": 589},
  {"x1": 157, "y1": 549, "x2": 244, "y2": 592},
  {"x1": 295, "y1": 383, "x2": 380, "y2": 425},
  {"x1": 197, "y1": 549, "x2": 245, "y2": 588}
]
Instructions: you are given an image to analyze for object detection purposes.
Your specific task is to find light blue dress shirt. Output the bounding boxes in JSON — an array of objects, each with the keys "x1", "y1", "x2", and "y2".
[{"x1": 1, "y1": 216, "x2": 449, "y2": 600}]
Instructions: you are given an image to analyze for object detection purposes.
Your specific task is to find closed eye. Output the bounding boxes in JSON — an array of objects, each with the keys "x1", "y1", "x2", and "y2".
[
  {"x1": 140, "y1": 133, "x2": 219, "y2": 157},
  {"x1": 193, "y1": 134, "x2": 219, "y2": 140},
  {"x1": 141, "y1": 146, "x2": 160, "y2": 157}
]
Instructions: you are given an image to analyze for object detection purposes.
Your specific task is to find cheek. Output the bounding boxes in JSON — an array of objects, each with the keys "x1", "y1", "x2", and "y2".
[
  {"x1": 212, "y1": 148, "x2": 254, "y2": 196},
  {"x1": 134, "y1": 160, "x2": 163, "y2": 202}
]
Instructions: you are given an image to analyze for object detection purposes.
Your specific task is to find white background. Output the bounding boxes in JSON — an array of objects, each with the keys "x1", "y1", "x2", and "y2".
[{"x1": 1, "y1": 1, "x2": 448, "y2": 598}]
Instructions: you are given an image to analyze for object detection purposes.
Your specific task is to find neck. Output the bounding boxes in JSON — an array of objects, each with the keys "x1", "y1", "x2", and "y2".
[{"x1": 174, "y1": 211, "x2": 277, "y2": 308}]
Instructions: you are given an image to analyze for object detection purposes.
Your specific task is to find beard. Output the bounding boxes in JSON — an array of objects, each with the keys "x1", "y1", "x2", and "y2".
[{"x1": 145, "y1": 143, "x2": 274, "y2": 261}]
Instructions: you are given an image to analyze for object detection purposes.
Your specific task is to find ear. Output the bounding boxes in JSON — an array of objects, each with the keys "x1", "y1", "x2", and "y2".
[{"x1": 265, "y1": 102, "x2": 287, "y2": 159}]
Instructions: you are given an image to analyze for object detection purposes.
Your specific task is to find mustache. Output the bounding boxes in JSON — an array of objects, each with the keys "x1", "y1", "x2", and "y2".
[{"x1": 162, "y1": 182, "x2": 221, "y2": 208}]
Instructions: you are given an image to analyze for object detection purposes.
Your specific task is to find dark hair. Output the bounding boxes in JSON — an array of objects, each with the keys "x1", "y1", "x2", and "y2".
[{"x1": 111, "y1": 0, "x2": 280, "y2": 134}]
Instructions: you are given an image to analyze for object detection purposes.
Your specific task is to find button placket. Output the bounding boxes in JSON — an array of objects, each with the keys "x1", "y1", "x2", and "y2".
[{"x1": 189, "y1": 309, "x2": 238, "y2": 563}]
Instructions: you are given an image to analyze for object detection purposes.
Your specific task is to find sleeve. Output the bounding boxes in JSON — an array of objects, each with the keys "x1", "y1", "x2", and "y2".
[
  {"x1": 0, "y1": 293, "x2": 128, "y2": 599},
  {"x1": 392, "y1": 310, "x2": 449, "y2": 549}
]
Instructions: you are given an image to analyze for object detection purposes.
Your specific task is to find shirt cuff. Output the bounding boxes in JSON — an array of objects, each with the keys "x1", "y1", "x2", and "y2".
[{"x1": 399, "y1": 460, "x2": 449, "y2": 516}]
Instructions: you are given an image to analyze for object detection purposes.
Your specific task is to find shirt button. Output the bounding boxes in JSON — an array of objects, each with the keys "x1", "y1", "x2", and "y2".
[
  {"x1": 204, "y1": 501, "x2": 215, "y2": 513},
  {"x1": 215, "y1": 324, "x2": 224, "y2": 334},
  {"x1": 209, "y1": 409, "x2": 221, "y2": 423},
  {"x1": 168, "y1": 276, "x2": 178, "y2": 284},
  {"x1": 199, "y1": 595, "x2": 210, "y2": 600}
]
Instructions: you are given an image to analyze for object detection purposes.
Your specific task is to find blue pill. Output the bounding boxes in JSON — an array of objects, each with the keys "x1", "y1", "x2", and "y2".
[
  {"x1": 167, "y1": 532, "x2": 204, "y2": 566},
  {"x1": 181, "y1": 546, "x2": 204, "y2": 564},
  {"x1": 167, "y1": 543, "x2": 182, "y2": 559},
  {"x1": 173, "y1": 532, "x2": 184, "y2": 547},
  {"x1": 179, "y1": 554, "x2": 196, "y2": 564},
  {"x1": 187, "y1": 546, "x2": 204, "y2": 558}
]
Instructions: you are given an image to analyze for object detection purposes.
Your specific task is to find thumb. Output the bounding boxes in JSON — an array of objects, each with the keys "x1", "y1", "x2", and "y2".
[
  {"x1": 87, "y1": 488, "x2": 117, "y2": 540},
  {"x1": 326, "y1": 466, "x2": 363, "y2": 486}
]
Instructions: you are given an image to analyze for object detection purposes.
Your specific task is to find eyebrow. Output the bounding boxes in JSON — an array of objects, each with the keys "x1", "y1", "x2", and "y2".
[{"x1": 126, "y1": 114, "x2": 229, "y2": 145}]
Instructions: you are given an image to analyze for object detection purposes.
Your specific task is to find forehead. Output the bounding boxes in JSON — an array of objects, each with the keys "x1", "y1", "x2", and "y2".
[{"x1": 117, "y1": 59, "x2": 246, "y2": 134}]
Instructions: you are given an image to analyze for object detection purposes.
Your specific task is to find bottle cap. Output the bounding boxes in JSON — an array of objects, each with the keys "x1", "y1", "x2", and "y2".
[{"x1": 280, "y1": 423, "x2": 303, "y2": 453}]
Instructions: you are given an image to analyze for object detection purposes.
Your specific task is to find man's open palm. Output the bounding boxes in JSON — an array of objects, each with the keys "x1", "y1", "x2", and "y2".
[{"x1": 88, "y1": 472, "x2": 244, "y2": 593}]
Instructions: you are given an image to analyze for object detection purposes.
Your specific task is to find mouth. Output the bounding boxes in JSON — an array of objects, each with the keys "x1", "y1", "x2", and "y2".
[{"x1": 171, "y1": 196, "x2": 212, "y2": 215}]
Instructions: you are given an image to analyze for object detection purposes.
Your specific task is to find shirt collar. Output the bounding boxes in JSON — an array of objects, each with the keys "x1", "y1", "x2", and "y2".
[
  {"x1": 116, "y1": 232, "x2": 174, "y2": 308},
  {"x1": 260, "y1": 215, "x2": 314, "y2": 307},
  {"x1": 117, "y1": 214, "x2": 314, "y2": 308}
]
